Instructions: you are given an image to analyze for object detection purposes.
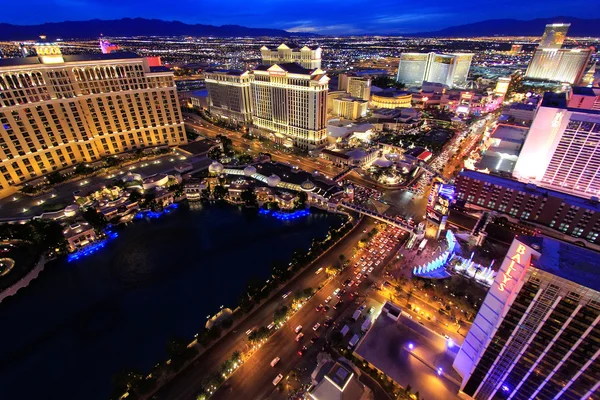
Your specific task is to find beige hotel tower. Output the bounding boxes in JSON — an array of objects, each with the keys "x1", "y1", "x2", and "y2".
[{"x1": 0, "y1": 39, "x2": 186, "y2": 196}]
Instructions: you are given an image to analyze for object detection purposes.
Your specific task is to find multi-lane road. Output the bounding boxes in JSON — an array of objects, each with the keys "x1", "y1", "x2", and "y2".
[
  {"x1": 153, "y1": 217, "x2": 376, "y2": 400},
  {"x1": 210, "y1": 225, "x2": 409, "y2": 400},
  {"x1": 183, "y1": 114, "x2": 341, "y2": 179}
]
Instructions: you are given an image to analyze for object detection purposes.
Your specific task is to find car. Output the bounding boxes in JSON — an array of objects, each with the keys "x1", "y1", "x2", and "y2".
[
  {"x1": 334, "y1": 300, "x2": 344, "y2": 310},
  {"x1": 271, "y1": 357, "x2": 280, "y2": 367},
  {"x1": 323, "y1": 317, "x2": 333, "y2": 327},
  {"x1": 316, "y1": 304, "x2": 323, "y2": 312},
  {"x1": 325, "y1": 296, "x2": 332, "y2": 303},
  {"x1": 343, "y1": 279, "x2": 351, "y2": 286},
  {"x1": 323, "y1": 305, "x2": 330, "y2": 312},
  {"x1": 295, "y1": 333, "x2": 304, "y2": 342},
  {"x1": 267, "y1": 322, "x2": 275, "y2": 330},
  {"x1": 298, "y1": 345, "x2": 308, "y2": 356},
  {"x1": 348, "y1": 280, "x2": 355, "y2": 287},
  {"x1": 333, "y1": 288, "x2": 341, "y2": 297},
  {"x1": 368, "y1": 267, "x2": 374, "y2": 273},
  {"x1": 315, "y1": 267, "x2": 323, "y2": 275},
  {"x1": 444, "y1": 334, "x2": 451, "y2": 340},
  {"x1": 311, "y1": 335, "x2": 319, "y2": 343},
  {"x1": 339, "y1": 288, "x2": 347, "y2": 296},
  {"x1": 282, "y1": 291, "x2": 292, "y2": 299},
  {"x1": 295, "y1": 325, "x2": 302, "y2": 333},
  {"x1": 368, "y1": 307, "x2": 375, "y2": 314},
  {"x1": 356, "y1": 273, "x2": 362, "y2": 280},
  {"x1": 273, "y1": 373, "x2": 283, "y2": 385},
  {"x1": 313, "y1": 323, "x2": 321, "y2": 331}
]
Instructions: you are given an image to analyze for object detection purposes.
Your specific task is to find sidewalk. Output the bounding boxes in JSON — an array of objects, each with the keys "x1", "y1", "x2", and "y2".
[{"x1": 140, "y1": 215, "x2": 365, "y2": 399}]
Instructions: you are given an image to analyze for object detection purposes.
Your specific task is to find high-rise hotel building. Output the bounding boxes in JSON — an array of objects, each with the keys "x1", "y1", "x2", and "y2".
[
  {"x1": 525, "y1": 23, "x2": 592, "y2": 84},
  {"x1": 454, "y1": 236, "x2": 600, "y2": 400},
  {"x1": 0, "y1": 41, "x2": 185, "y2": 194},
  {"x1": 250, "y1": 63, "x2": 329, "y2": 150},
  {"x1": 260, "y1": 43, "x2": 322, "y2": 70},
  {"x1": 525, "y1": 47, "x2": 592, "y2": 84},
  {"x1": 512, "y1": 91, "x2": 600, "y2": 197},
  {"x1": 539, "y1": 23, "x2": 571, "y2": 50},
  {"x1": 396, "y1": 52, "x2": 473, "y2": 88},
  {"x1": 204, "y1": 70, "x2": 252, "y2": 125}
]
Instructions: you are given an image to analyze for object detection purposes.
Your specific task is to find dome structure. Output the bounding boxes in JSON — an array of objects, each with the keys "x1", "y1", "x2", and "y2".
[
  {"x1": 300, "y1": 180, "x2": 316, "y2": 192},
  {"x1": 208, "y1": 161, "x2": 224, "y2": 175},
  {"x1": 243, "y1": 165, "x2": 257, "y2": 176},
  {"x1": 64, "y1": 204, "x2": 79, "y2": 217},
  {"x1": 267, "y1": 174, "x2": 281, "y2": 187}
]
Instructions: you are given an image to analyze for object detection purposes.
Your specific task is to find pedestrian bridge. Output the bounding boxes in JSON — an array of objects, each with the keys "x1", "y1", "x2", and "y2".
[
  {"x1": 340, "y1": 202, "x2": 415, "y2": 233},
  {"x1": 417, "y1": 161, "x2": 448, "y2": 184},
  {"x1": 332, "y1": 166, "x2": 355, "y2": 182}
]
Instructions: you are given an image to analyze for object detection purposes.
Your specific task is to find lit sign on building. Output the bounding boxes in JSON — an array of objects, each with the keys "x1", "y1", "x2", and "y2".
[{"x1": 498, "y1": 243, "x2": 528, "y2": 292}]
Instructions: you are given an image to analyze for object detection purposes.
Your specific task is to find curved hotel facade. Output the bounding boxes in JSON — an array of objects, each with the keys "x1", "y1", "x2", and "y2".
[{"x1": 0, "y1": 41, "x2": 185, "y2": 196}]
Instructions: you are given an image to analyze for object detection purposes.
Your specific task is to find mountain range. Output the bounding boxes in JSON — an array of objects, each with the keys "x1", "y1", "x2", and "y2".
[
  {"x1": 0, "y1": 18, "x2": 308, "y2": 40},
  {"x1": 406, "y1": 17, "x2": 600, "y2": 37},
  {"x1": 0, "y1": 17, "x2": 599, "y2": 40}
]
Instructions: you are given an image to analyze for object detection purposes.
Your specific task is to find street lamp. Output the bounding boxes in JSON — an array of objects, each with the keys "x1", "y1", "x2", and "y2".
[{"x1": 408, "y1": 343, "x2": 414, "y2": 350}]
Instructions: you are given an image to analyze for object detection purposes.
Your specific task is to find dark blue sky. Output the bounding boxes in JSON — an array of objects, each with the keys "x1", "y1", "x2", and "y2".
[{"x1": 2, "y1": 0, "x2": 599, "y2": 34}]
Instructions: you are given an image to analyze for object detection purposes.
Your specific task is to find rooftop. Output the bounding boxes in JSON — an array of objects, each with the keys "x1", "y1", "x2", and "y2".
[
  {"x1": 519, "y1": 235, "x2": 600, "y2": 292},
  {"x1": 571, "y1": 86, "x2": 597, "y2": 96},
  {"x1": 309, "y1": 361, "x2": 366, "y2": 400},
  {"x1": 268, "y1": 62, "x2": 314, "y2": 75},
  {"x1": 458, "y1": 170, "x2": 600, "y2": 213},
  {"x1": 0, "y1": 51, "x2": 141, "y2": 68},
  {"x1": 205, "y1": 69, "x2": 247, "y2": 76}
]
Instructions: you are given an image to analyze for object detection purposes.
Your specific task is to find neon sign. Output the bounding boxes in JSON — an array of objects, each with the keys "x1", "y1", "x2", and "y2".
[{"x1": 498, "y1": 243, "x2": 527, "y2": 292}]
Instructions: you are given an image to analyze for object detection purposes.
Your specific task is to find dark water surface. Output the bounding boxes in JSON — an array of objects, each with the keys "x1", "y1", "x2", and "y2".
[{"x1": 0, "y1": 203, "x2": 343, "y2": 400}]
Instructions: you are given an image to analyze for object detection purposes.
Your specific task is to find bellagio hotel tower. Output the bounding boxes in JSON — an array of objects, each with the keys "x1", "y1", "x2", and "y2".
[{"x1": 0, "y1": 40, "x2": 186, "y2": 196}]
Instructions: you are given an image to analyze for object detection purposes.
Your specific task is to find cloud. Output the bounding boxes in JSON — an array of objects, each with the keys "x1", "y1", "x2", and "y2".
[
  {"x1": 287, "y1": 23, "x2": 363, "y2": 34},
  {"x1": 372, "y1": 13, "x2": 452, "y2": 24}
]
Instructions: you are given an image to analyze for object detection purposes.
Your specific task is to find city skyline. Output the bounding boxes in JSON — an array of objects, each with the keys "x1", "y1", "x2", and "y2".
[{"x1": 2, "y1": 1, "x2": 600, "y2": 35}]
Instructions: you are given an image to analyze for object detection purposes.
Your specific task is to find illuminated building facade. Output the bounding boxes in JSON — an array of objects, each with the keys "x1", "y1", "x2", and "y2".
[
  {"x1": 509, "y1": 45, "x2": 522, "y2": 55},
  {"x1": 0, "y1": 41, "x2": 185, "y2": 195},
  {"x1": 396, "y1": 52, "x2": 473, "y2": 88},
  {"x1": 454, "y1": 235, "x2": 600, "y2": 400},
  {"x1": 260, "y1": 43, "x2": 322, "y2": 70},
  {"x1": 205, "y1": 70, "x2": 253, "y2": 125},
  {"x1": 250, "y1": 63, "x2": 329, "y2": 150},
  {"x1": 512, "y1": 92, "x2": 600, "y2": 197},
  {"x1": 494, "y1": 77, "x2": 511, "y2": 96},
  {"x1": 525, "y1": 48, "x2": 592, "y2": 84},
  {"x1": 370, "y1": 91, "x2": 412, "y2": 109},
  {"x1": 331, "y1": 97, "x2": 368, "y2": 120},
  {"x1": 426, "y1": 181, "x2": 454, "y2": 238},
  {"x1": 539, "y1": 23, "x2": 571, "y2": 50},
  {"x1": 346, "y1": 75, "x2": 371, "y2": 101},
  {"x1": 455, "y1": 169, "x2": 600, "y2": 245}
]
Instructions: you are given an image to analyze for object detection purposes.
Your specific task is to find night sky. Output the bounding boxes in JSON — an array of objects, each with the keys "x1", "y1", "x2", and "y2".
[{"x1": 2, "y1": 0, "x2": 599, "y2": 34}]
